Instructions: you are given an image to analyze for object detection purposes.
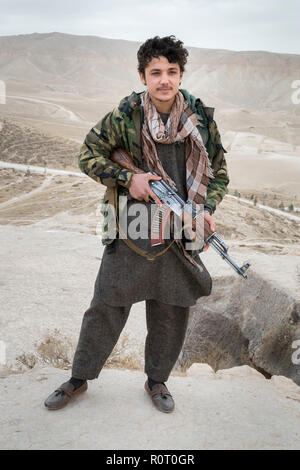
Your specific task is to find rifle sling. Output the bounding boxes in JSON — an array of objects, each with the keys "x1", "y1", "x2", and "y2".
[{"x1": 115, "y1": 195, "x2": 176, "y2": 261}]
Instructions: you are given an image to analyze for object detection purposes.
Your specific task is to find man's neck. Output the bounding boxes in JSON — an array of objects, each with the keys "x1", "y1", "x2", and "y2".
[{"x1": 150, "y1": 95, "x2": 175, "y2": 114}]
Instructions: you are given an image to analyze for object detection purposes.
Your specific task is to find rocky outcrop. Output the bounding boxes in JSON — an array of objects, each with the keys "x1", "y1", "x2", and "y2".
[{"x1": 178, "y1": 250, "x2": 300, "y2": 385}]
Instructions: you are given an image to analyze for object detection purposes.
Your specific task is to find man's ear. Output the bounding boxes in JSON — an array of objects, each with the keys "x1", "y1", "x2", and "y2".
[{"x1": 139, "y1": 71, "x2": 146, "y2": 86}]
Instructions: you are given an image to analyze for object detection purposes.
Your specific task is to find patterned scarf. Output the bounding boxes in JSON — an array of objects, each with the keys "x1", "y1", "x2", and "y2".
[{"x1": 140, "y1": 91, "x2": 214, "y2": 207}]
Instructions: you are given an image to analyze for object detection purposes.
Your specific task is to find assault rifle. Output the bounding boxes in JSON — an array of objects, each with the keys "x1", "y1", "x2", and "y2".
[{"x1": 111, "y1": 148, "x2": 250, "y2": 279}]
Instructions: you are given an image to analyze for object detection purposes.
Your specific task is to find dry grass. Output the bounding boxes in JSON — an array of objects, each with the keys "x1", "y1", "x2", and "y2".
[
  {"x1": 15, "y1": 329, "x2": 143, "y2": 372},
  {"x1": 35, "y1": 328, "x2": 74, "y2": 369},
  {"x1": 16, "y1": 329, "x2": 74, "y2": 370},
  {"x1": 15, "y1": 352, "x2": 38, "y2": 370},
  {"x1": 105, "y1": 332, "x2": 143, "y2": 371}
]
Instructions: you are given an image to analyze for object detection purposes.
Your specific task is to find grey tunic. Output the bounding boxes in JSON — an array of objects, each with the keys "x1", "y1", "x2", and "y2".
[{"x1": 97, "y1": 113, "x2": 212, "y2": 307}]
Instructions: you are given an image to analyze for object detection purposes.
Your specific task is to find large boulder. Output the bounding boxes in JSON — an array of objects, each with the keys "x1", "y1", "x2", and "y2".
[{"x1": 177, "y1": 248, "x2": 300, "y2": 385}]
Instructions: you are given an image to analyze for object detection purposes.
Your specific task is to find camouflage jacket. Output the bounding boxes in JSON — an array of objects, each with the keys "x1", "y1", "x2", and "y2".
[{"x1": 78, "y1": 89, "x2": 229, "y2": 245}]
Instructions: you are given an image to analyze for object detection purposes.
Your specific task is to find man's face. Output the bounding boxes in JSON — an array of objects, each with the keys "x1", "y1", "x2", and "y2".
[{"x1": 139, "y1": 56, "x2": 183, "y2": 109}]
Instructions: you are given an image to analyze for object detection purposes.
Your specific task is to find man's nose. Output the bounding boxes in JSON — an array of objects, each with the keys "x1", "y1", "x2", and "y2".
[{"x1": 159, "y1": 73, "x2": 169, "y2": 84}]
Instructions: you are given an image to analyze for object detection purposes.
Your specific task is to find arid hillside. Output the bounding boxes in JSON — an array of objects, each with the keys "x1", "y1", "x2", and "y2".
[
  {"x1": 1, "y1": 32, "x2": 300, "y2": 114},
  {"x1": 0, "y1": 33, "x2": 299, "y2": 253},
  {"x1": 0, "y1": 118, "x2": 79, "y2": 170}
]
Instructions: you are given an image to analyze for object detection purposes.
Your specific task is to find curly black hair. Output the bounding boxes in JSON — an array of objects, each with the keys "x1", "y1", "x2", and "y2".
[{"x1": 137, "y1": 35, "x2": 189, "y2": 76}]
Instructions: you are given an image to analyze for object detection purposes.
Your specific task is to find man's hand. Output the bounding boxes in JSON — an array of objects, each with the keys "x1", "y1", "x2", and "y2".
[
  {"x1": 202, "y1": 211, "x2": 216, "y2": 252},
  {"x1": 181, "y1": 209, "x2": 216, "y2": 252},
  {"x1": 185, "y1": 210, "x2": 216, "y2": 252},
  {"x1": 129, "y1": 173, "x2": 163, "y2": 206}
]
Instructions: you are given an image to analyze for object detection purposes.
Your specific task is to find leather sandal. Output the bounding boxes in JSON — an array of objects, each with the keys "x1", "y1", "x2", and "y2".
[
  {"x1": 44, "y1": 380, "x2": 88, "y2": 410},
  {"x1": 144, "y1": 381, "x2": 175, "y2": 413}
]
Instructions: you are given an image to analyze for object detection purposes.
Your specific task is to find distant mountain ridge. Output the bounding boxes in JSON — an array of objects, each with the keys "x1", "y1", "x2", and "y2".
[{"x1": 0, "y1": 32, "x2": 300, "y2": 114}]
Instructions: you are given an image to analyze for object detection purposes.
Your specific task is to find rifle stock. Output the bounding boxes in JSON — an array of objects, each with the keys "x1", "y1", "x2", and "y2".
[{"x1": 111, "y1": 148, "x2": 144, "y2": 174}]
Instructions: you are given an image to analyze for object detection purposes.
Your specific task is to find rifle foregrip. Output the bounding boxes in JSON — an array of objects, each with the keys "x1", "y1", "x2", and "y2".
[{"x1": 111, "y1": 148, "x2": 144, "y2": 175}]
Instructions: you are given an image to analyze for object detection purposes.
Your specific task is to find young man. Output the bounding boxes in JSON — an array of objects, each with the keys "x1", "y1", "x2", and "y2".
[{"x1": 44, "y1": 36, "x2": 229, "y2": 413}]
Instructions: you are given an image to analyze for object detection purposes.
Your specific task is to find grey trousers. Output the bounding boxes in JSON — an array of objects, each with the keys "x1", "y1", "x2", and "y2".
[{"x1": 71, "y1": 296, "x2": 189, "y2": 382}]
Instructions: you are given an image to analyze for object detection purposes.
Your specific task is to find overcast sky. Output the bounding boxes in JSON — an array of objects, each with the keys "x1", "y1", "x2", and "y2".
[{"x1": 0, "y1": 0, "x2": 299, "y2": 54}]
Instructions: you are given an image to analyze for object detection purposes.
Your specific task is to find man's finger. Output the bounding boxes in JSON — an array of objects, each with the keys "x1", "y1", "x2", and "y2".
[
  {"x1": 146, "y1": 175, "x2": 163, "y2": 205},
  {"x1": 204, "y1": 213, "x2": 216, "y2": 232},
  {"x1": 149, "y1": 189, "x2": 163, "y2": 207},
  {"x1": 147, "y1": 174, "x2": 162, "y2": 181}
]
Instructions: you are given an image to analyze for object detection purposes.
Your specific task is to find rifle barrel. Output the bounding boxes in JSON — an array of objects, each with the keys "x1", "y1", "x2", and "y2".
[{"x1": 209, "y1": 238, "x2": 250, "y2": 278}]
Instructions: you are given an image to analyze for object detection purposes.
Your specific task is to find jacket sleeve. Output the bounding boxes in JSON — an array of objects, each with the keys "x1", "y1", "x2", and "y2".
[
  {"x1": 78, "y1": 108, "x2": 135, "y2": 189},
  {"x1": 204, "y1": 119, "x2": 229, "y2": 214}
]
